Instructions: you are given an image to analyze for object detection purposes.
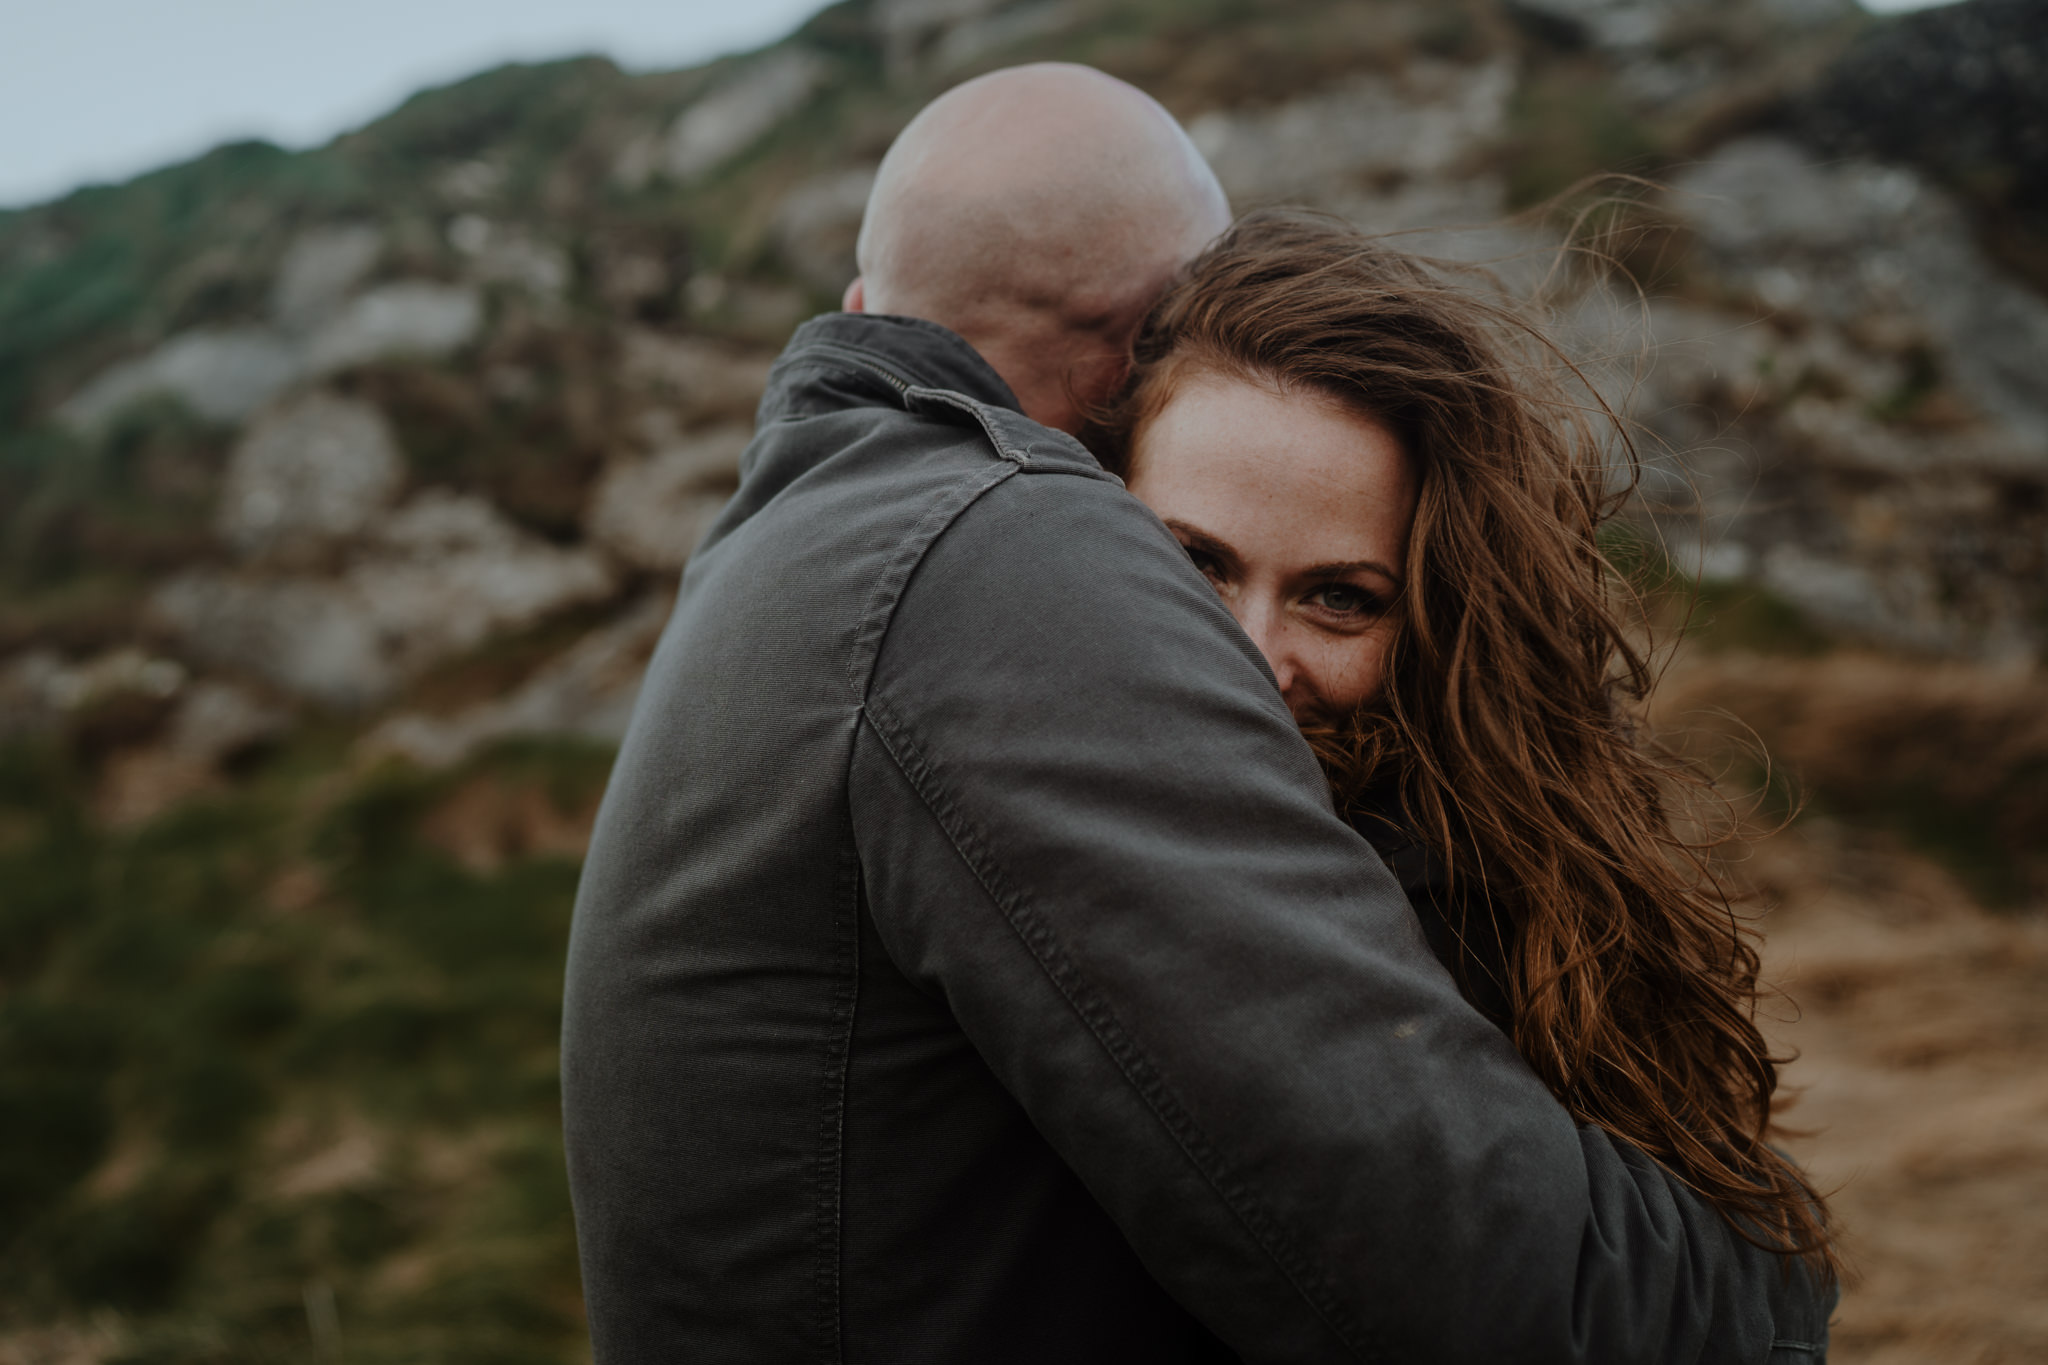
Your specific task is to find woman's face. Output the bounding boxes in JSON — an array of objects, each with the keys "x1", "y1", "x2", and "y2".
[{"x1": 1126, "y1": 370, "x2": 1417, "y2": 726}]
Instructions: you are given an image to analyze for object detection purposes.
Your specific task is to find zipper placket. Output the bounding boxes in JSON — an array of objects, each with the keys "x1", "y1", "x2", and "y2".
[{"x1": 798, "y1": 341, "x2": 914, "y2": 399}]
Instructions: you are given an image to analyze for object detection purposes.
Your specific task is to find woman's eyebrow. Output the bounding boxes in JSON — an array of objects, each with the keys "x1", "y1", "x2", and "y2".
[
  {"x1": 1162, "y1": 519, "x2": 1240, "y2": 567},
  {"x1": 1303, "y1": 557, "x2": 1404, "y2": 586},
  {"x1": 1164, "y1": 518, "x2": 1404, "y2": 588}
]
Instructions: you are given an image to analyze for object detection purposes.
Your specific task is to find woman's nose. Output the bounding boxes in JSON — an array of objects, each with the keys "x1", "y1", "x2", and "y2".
[{"x1": 1234, "y1": 603, "x2": 1303, "y2": 698}]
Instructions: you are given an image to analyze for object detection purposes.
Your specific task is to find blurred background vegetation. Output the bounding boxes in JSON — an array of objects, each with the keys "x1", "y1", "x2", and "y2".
[{"x1": 2, "y1": 0, "x2": 2044, "y2": 1360}]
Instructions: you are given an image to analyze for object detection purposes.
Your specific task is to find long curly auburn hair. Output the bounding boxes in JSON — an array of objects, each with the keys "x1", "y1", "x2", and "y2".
[{"x1": 1101, "y1": 209, "x2": 1836, "y2": 1279}]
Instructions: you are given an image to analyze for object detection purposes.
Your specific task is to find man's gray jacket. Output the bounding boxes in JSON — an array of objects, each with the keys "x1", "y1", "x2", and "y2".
[{"x1": 561, "y1": 312, "x2": 1835, "y2": 1363}]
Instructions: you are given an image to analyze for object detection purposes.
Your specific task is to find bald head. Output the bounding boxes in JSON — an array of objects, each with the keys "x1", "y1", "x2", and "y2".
[{"x1": 846, "y1": 64, "x2": 1229, "y2": 434}]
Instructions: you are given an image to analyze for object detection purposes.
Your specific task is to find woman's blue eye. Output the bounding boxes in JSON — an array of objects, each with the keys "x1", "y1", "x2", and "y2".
[{"x1": 1312, "y1": 584, "x2": 1379, "y2": 615}]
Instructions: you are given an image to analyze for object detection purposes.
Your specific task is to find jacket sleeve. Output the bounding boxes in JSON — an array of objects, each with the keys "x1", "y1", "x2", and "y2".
[{"x1": 848, "y1": 467, "x2": 1835, "y2": 1364}]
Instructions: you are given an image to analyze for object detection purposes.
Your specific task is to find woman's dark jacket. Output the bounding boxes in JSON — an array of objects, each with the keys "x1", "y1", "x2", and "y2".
[{"x1": 561, "y1": 311, "x2": 1837, "y2": 1364}]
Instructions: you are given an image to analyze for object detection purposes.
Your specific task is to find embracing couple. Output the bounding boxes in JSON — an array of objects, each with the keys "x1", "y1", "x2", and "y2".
[{"x1": 562, "y1": 63, "x2": 1838, "y2": 1363}]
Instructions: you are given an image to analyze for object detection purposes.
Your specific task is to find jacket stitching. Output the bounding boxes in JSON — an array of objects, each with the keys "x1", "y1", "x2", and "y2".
[
  {"x1": 825, "y1": 414, "x2": 1016, "y2": 1363},
  {"x1": 776, "y1": 323, "x2": 995, "y2": 396},
  {"x1": 857, "y1": 694, "x2": 1375, "y2": 1363},
  {"x1": 905, "y1": 387, "x2": 1034, "y2": 464},
  {"x1": 767, "y1": 337, "x2": 917, "y2": 394},
  {"x1": 811, "y1": 841, "x2": 862, "y2": 1364},
  {"x1": 844, "y1": 461, "x2": 1019, "y2": 705}
]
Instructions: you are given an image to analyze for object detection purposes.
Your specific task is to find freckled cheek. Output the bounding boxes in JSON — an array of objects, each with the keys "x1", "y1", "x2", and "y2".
[{"x1": 1309, "y1": 632, "x2": 1395, "y2": 713}]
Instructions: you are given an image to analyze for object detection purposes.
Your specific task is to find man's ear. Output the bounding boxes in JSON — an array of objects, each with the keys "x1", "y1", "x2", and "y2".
[{"x1": 842, "y1": 277, "x2": 865, "y2": 313}]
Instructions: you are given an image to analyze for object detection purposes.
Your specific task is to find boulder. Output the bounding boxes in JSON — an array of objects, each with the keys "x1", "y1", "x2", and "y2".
[
  {"x1": 166, "y1": 679, "x2": 292, "y2": 766},
  {"x1": 1759, "y1": 542, "x2": 1959, "y2": 655},
  {"x1": 774, "y1": 167, "x2": 877, "y2": 295},
  {"x1": 57, "y1": 327, "x2": 303, "y2": 431},
  {"x1": 273, "y1": 225, "x2": 383, "y2": 333},
  {"x1": 303, "y1": 281, "x2": 484, "y2": 374},
  {"x1": 871, "y1": 0, "x2": 1013, "y2": 77},
  {"x1": 57, "y1": 276, "x2": 483, "y2": 435},
  {"x1": 95, "y1": 679, "x2": 294, "y2": 826},
  {"x1": 216, "y1": 392, "x2": 405, "y2": 557},
  {"x1": 345, "y1": 490, "x2": 618, "y2": 672},
  {"x1": 0, "y1": 647, "x2": 185, "y2": 742},
  {"x1": 587, "y1": 425, "x2": 751, "y2": 572},
  {"x1": 361, "y1": 592, "x2": 672, "y2": 769},
  {"x1": 448, "y1": 215, "x2": 571, "y2": 300},
  {"x1": 150, "y1": 575, "x2": 395, "y2": 709},
  {"x1": 619, "y1": 331, "x2": 774, "y2": 422},
  {"x1": 154, "y1": 491, "x2": 617, "y2": 709},
  {"x1": 1188, "y1": 59, "x2": 1514, "y2": 208},
  {"x1": 930, "y1": 1, "x2": 1083, "y2": 71},
  {"x1": 1670, "y1": 138, "x2": 2048, "y2": 455},
  {"x1": 663, "y1": 50, "x2": 826, "y2": 183}
]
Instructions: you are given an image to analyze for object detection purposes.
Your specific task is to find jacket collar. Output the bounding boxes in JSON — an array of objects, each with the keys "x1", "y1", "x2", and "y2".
[{"x1": 764, "y1": 312, "x2": 1024, "y2": 417}]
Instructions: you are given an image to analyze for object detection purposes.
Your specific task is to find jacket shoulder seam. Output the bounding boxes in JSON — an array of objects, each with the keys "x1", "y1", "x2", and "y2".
[{"x1": 842, "y1": 458, "x2": 1020, "y2": 705}]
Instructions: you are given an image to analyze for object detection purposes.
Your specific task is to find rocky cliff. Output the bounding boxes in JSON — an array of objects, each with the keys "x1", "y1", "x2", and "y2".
[{"x1": 5, "y1": 0, "x2": 2043, "y2": 760}]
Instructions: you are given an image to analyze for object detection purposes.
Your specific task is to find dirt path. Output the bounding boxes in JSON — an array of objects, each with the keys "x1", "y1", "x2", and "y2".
[{"x1": 1753, "y1": 826, "x2": 2048, "y2": 1363}]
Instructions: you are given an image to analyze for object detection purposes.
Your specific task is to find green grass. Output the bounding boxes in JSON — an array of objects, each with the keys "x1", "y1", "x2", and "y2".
[
  {"x1": 1602, "y1": 525, "x2": 2042, "y2": 907},
  {"x1": 1599, "y1": 520, "x2": 1836, "y2": 657},
  {"x1": 1502, "y1": 62, "x2": 1669, "y2": 210},
  {"x1": 0, "y1": 737, "x2": 609, "y2": 1361},
  {"x1": 1683, "y1": 578, "x2": 1836, "y2": 657}
]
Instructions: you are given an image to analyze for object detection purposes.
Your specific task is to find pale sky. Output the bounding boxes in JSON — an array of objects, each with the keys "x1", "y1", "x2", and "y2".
[
  {"x1": 0, "y1": 0, "x2": 832, "y2": 209},
  {"x1": 0, "y1": 0, "x2": 1962, "y2": 211}
]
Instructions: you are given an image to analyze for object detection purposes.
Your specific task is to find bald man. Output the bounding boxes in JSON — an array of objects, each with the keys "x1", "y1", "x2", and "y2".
[
  {"x1": 563, "y1": 64, "x2": 1833, "y2": 1365},
  {"x1": 840, "y1": 65, "x2": 1227, "y2": 433}
]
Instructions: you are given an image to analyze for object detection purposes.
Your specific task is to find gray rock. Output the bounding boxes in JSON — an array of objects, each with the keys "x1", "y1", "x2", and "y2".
[
  {"x1": 164, "y1": 679, "x2": 291, "y2": 766},
  {"x1": 448, "y1": 215, "x2": 571, "y2": 300},
  {"x1": 273, "y1": 225, "x2": 383, "y2": 333},
  {"x1": 1670, "y1": 138, "x2": 2048, "y2": 455},
  {"x1": 774, "y1": 166, "x2": 876, "y2": 295},
  {"x1": 587, "y1": 425, "x2": 751, "y2": 572},
  {"x1": 1555, "y1": 271, "x2": 2048, "y2": 658},
  {"x1": 361, "y1": 591, "x2": 672, "y2": 769},
  {"x1": 217, "y1": 393, "x2": 405, "y2": 557},
  {"x1": 303, "y1": 281, "x2": 484, "y2": 374},
  {"x1": 931, "y1": 0, "x2": 1081, "y2": 70},
  {"x1": 619, "y1": 330, "x2": 774, "y2": 421},
  {"x1": 1793, "y1": 0, "x2": 2048, "y2": 213},
  {"x1": 680, "y1": 274, "x2": 812, "y2": 340},
  {"x1": 1892, "y1": 222, "x2": 2048, "y2": 456},
  {"x1": 91, "y1": 676, "x2": 295, "y2": 826},
  {"x1": 372, "y1": 485, "x2": 524, "y2": 555},
  {"x1": 1188, "y1": 59, "x2": 1515, "y2": 208},
  {"x1": 0, "y1": 647, "x2": 186, "y2": 740},
  {"x1": 663, "y1": 50, "x2": 825, "y2": 183},
  {"x1": 155, "y1": 491, "x2": 617, "y2": 709},
  {"x1": 1760, "y1": 542, "x2": 1957, "y2": 654},
  {"x1": 58, "y1": 276, "x2": 484, "y2": 434},
  {"x1": 57, "y1": 327, "x2": 303, "y2": 431},
  {"x1": 346, "y1": 491, "x2": 618, "y2": 670},
  {"x1": 0, "y1": 651, "x2": 62, "y2": 741},
  {"x1": 1672, "y1": 137, "x2": 1902, "y2": 256},
  {"x1": 150, "y1": 575, "x2": 395, "y2": 708},
  {"x1": 872, "y1": 0, "x2": 1013, "y2": 77},
  {"x1": 438, "y1": 159, "x2": 505, "y2": 204}
]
